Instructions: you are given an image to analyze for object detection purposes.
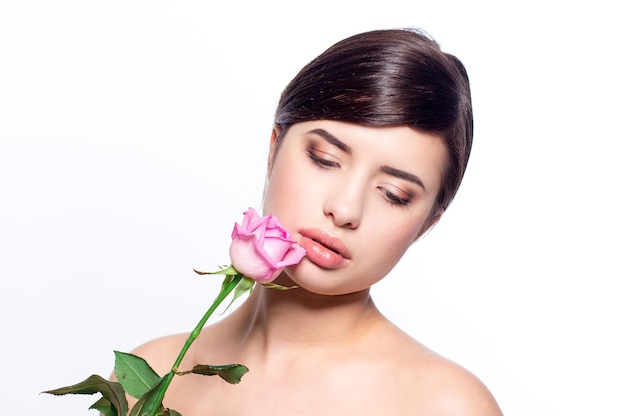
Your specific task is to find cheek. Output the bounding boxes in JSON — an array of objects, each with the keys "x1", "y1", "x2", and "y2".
[
  {"x1": 382, "y1": 225, "x2": 420, "y2": 258},
  {"x1": 263, "y1": 169, "x2": 286, "y2": 216},
  {"x1": 354, "y1": 228, "x2": 417, "y2": 290},
  {"x1": 263, "y1": 151, "x2": 305, "y2": 218},
  {"x1": 363, "y1": 218, "x2": 424, "y2": 268}
]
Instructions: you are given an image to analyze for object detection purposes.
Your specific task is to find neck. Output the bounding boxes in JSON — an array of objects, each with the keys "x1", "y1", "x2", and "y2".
[{"x1": 227, "y1": 284, "x2": 381, "y2": 355}]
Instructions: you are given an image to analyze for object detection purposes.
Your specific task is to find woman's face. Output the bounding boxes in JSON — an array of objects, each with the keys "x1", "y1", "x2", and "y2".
[{"x1": 263, "y1": 120, "x2": 448, "y2": 296}]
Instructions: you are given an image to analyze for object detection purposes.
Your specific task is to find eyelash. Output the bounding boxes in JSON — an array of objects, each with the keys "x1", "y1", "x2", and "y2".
[
  {"x1": 307, "y1": 146, "x2": 412, "y2": 207},
  {"x1": 379, "y1": 188, "x2": 412, "y2": 206},
  {"x1": 307, "y1": 149, "x2": 339, "y2": 169}
]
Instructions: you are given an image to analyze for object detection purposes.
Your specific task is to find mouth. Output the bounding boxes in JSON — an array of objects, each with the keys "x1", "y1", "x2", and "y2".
[
  {"x1": 299, "y1": 228, "x2": 352, "y2": 260},
  {"x1": 313, "y1": 238, "x2": 340, "y2": 254}
]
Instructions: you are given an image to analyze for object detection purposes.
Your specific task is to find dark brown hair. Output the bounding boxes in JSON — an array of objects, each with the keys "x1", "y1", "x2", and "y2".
[{"x1": 274, "y1": 28, "x2": 473, "y2": 216}]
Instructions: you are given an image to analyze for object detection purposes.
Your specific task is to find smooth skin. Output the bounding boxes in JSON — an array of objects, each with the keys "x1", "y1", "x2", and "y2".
[{"x1": 123, "y1": 121, "x2": 502, "y2": 415}]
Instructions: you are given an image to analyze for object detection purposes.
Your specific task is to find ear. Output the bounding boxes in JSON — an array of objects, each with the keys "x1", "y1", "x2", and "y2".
[
  {"x1": 267, "y1": 125, "x2": 281, "y2": 175},
  {"x1": 414, "y1": 208, "x2": 444, "y2": 242}
]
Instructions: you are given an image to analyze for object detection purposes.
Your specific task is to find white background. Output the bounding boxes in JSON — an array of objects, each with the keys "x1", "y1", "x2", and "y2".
[{"x1": 1, "y1": 1, "x2": 624, "y2": 415}]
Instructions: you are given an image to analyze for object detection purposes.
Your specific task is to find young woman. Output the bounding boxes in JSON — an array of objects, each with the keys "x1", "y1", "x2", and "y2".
[{"x1": 127, "y1": 28, "x2": 502, "y2": 415}]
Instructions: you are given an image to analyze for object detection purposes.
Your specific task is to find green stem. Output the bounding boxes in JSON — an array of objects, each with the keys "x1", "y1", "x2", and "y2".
[{"x1": 147, "y1": 273, "x2": 244, "y2": 416}]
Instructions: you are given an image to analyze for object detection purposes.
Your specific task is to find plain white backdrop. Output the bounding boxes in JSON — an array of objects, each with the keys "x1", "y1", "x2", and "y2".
[{"x1": 1, "y1": 1, "x2": 624, "y2": 414}]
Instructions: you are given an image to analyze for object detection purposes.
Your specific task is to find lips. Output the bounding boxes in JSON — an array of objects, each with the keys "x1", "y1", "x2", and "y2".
[{"x1": 299, "y1": 228, "x2": 351, "y2": 269}]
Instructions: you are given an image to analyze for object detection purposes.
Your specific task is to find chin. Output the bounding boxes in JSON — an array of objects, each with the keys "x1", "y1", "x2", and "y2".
[{"x1": 276, "y1": 262, "x2": 374, "y2": 297}]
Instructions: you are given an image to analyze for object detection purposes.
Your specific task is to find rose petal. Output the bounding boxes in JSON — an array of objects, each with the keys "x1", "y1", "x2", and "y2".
[{"x1": 229, "y1": 207, "x2": 305, "y2": 283}]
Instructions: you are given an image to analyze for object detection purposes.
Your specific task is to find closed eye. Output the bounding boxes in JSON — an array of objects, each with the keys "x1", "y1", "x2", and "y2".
[
  {"x1": 307, "y1": 147, "x2": 340, "y2": 169},
  {"x1": 378, "y1": 186, "x2": 412, "y2": 206}
]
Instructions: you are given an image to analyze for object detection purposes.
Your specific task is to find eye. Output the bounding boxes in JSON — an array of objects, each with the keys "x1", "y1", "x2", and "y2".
[
  {"x1": 378, "y1": 186, "x2": 412, "y2": 206},
  {"x1": 307, "y1": 146, "x2": 340, "y2": 169}
]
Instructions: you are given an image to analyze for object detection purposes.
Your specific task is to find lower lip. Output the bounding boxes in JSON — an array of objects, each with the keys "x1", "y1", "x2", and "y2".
[{"x1": 300, "y1": 236, "x2": 346, "y2": 269}]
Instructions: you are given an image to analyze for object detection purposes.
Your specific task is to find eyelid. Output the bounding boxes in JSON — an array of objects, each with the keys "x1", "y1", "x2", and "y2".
[
  {"x1": 378, "y1": 184, "x2": 413, "y2": 206},
  {"x1": 307, "y1": 148, "x2": 339, "y2": 169},
  {"x1": 307, "y1": 145, "x2": 340, "y2": 168}
]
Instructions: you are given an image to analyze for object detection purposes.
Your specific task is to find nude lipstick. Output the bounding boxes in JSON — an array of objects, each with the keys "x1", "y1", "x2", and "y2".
[{"x1": 298, "y1": 228, "x2": 351, "y2": 269}]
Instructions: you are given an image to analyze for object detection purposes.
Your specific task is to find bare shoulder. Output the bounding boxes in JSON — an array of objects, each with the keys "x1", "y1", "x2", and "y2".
[
  {"x1": 372, "y1": 324, "x2": 502, "y2": 415},
  {"x1": 124, "y1": 332, "x2": 191, "y2": 376},
  {"x1": 404, "y1": 351, "x2": 502, "y2": 415},
  {"x1": 121, "y1": 322, "x2": 228, "y2": 377}
]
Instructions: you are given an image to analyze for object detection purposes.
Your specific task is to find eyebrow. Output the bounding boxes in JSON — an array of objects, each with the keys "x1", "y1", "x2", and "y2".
[
  {"x1": 308, "y1": 128, "x2": 352, "y2": 154},
  {"x1": 381, "y1": 166, "x2": 427, "y2": 193},
  {"x1": 308, "y1": 128, "x2": 427, "y2": 193}
]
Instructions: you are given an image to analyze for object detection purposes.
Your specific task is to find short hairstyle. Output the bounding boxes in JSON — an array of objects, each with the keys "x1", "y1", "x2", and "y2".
[{"x1": 274, "y1": 28, "x2": 473, "y2": 215}]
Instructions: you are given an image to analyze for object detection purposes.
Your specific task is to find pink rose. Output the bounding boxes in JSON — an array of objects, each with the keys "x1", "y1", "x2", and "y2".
[{"x1": 229, "y1": 208, "x2": 306, "y2": 283}]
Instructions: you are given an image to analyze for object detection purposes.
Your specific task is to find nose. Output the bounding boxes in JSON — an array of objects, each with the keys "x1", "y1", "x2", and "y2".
[{"x1": 323, "y1": 177, "x2": 365, "y2": 229}]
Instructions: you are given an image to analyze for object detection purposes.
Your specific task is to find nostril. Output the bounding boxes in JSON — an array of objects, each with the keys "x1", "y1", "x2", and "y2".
[{"x1": 323, "y1": 192, "x2": 363, "y2": 229}]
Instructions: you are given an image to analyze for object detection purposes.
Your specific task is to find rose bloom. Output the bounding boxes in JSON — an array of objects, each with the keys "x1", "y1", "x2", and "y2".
[{"x1": 229, "y1": 207, "x2": 306, "y2": 283}]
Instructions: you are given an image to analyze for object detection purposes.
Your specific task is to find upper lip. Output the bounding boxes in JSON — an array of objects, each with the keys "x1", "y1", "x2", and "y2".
[{"x1": 299, "y1": 228, "x2": 352, "y2": 260}]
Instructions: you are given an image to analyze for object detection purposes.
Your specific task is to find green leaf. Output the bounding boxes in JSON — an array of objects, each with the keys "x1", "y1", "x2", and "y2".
[
  {"x1": 90, "y1": 396, "x2": 117, "y2": 416},
  {"x1": 261, "y1": 281, "x2": 298, "y2": 290},
  {"x1": 234, "y1": 277, "x2": 255, "y2": 300},
  {"x1": 163, "y1": 409, "x2": 183, "y2": 416},
  {"x1": 114, "y1": 351, "x2": 161, "y2": 400},
  {"x1": 43, "y1": 374, "x2": 128, "y2": 416},
  {"x1": 194, "y1": 264, "x2": 239, "y2": 276},
  {"x1": 219, "y1": 276, "x2": 255, "y2": 313},
  {"x1": 189, "y1": 363, "x2": 249, "y2": 384},
  {"x1": 129, "y1": 376, "x2": 167, "y2": 416}
]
